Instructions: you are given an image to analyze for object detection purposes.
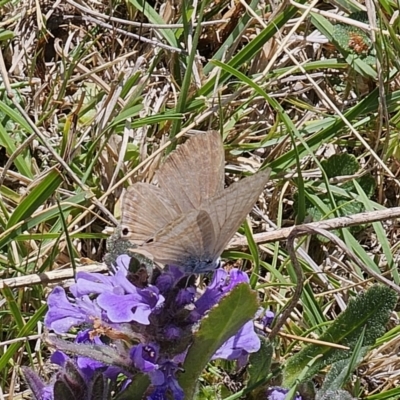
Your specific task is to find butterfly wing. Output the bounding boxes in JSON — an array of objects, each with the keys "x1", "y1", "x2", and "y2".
[
  {"x1": 121, "y1": 183, "x2": 180, "y2": 245},
  {"x1": 156, "y1": 130, "x2": 225, "y2": 213},
  {"x1": 140, "y1": 209, "x2": 217, "y2": 271},
  {"x1": 202, "y1": 168, "x2": 271, "y2": 257}
]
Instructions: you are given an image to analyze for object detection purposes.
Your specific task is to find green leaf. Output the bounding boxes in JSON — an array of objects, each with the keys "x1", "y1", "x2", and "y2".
[
  {"x1": 297, "y1": 153, "x2": 377, "y2": 239},
  {"x1": 247, "y1": 337, "x2": 273, "y2": 388},
  {"x1": 336, "y1": 199, "x2": 363, "y2": 221},
  {"x1": 126, "y1": 0, "x2": 179, "y2": 48},
  {"x1": 56, "y1": 197, "x2": 78, "y2": 273},
  {"x1": 180, "y1": 284, "x2": 259, "y2": 398},
  {"x1": 0, "y1": 121, "x2": 33, "y2": 178},
  {"x1": 317, "y1": 389, "x2": 356, "y2": 400},
  {"x1": 355, "y1": 174, "x2": 376, "y2": 199},
  {"x1": 343, "y1": 230, "x2": 381, "y2": 275},
  {"x1": 105, "y1": 104, "x2": 143, "y2": 129},
  {"x1": 367, "y1": 387, "x2": 400, "y2": 400},
  {"x1": 107, "y1": 110, "x2": 183, "y2": 132},
  {"x1": 245, "y1": 219, "x2": 260, "y2": 288},
  {"x1": 0, "y1": 99, "x2": 35, "y2": 134},
  {"x1": 321, "y1": 154, "x2": 359, "y2": 177},
  {"x1": 318, "y1": 350, "x2": 366, "y2": 395},
  {"x1": 311, "y1": 13, "x2": 377, "y2": 78},
  {"x1": 2, "y1": 286, "x2": 25, "y2": 329},
  {"x1": 332, "y1": 22, "x2": 371, "y2": 55},
  {"x1": 353, "y1": 181, "x2": 399, "y2": 284},
  {"x1": 7, "y1": 169, "x2": 63, "y2": 228},
  {"x1": 0, "y1": 29, "x2": 14, "y2": 41},
  {"x1": 282, "y1": 285, "x2": 398, "y2": 386}
]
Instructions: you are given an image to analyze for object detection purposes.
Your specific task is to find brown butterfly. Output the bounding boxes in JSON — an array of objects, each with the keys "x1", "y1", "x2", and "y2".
[{"x1": 121, "y1": 130, "x2": 270, "y2": 273}]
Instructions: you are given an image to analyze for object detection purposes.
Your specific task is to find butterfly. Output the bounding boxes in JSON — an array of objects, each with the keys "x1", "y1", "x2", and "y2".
[{"x1": 121, "y1": 130, "x2": 270, "y2": 273}]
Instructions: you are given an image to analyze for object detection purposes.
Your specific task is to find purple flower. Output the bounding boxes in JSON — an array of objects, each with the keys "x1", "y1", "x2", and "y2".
[
  {"x1": 155, "y1": 265, "x2": 186, "y2": 294},
  {"x1": 130, "y1": 343, "x2": 159, "y2": 373},
  {"x1": 129, "y1": 343, "x2": 185, "y2": 399},
  {"x1": 147, "y1": 361, "x2": 184, "y2": 400},
  {"x1": 50, "y1": 350, "x2": 69, "y2": 367},
  {"x1": 75, "y1": 331, "x2": 109, "y2": 379},
  {"x1": 212, "y1": 321, "x2": 260, "y2": 360},
  {"x1": 71, "y1": 255, "x2": 147, "y2": 298},
  {"x1": 70, "y1": 271, "x2": 118, "y2": 297},
  {"x1": 113, "y1": 254, "x2": 132, "y2": 273},
  {"x1": 175, "y1": 286, "x2": 196, "y2": 307},
  {"x1": 42, "y1": 256, "x2": 263, "y2": 399},
  {"x1": 194, "y1": 268, "x2": 249, "y2": 318},
  {"x1": 262, "y1": 310, "x2": 275, "y2": 328},
  {"x1": 97, "y1": 284, "x2": 163, "y2": 324},
  {"x1": 22, "y1": 367, "x2": 54, "y2": 400},
  {"x1": 44, "y1": 287, "x2": 102, "y2": 334},
  {"x1": 266, "y1": 387, "x2": 303, "y2": 400}
]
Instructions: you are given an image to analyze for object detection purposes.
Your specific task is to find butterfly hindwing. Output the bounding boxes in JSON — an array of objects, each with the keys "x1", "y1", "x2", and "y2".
[
  {"x1": 202, "y1": 168, "x2": 270, "y2": 257},
  {"x1": 141, "y1": 209, "x2": 216, "y2": 270}
]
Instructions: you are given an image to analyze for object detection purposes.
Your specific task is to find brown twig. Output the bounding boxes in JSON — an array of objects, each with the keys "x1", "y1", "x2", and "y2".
[
  {"x1": 268, "y1": 225, "x2": 305, "y2": 340},
  {"x1": 0, "y1": 264, "x2": 108, "y2": 289},
  {"x1": 228, "y1": 206, "x2": 400, "y2": 248}
]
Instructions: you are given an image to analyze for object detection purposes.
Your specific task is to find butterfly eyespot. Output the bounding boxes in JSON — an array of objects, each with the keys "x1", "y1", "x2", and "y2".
[{"x1": 121, "y1": 227, "x2": 130, "y2": 236}]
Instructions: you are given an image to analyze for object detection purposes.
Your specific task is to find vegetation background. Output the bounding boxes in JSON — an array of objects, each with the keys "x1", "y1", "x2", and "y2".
[{"x1": 1, "y1": 0, "x2": 400, "y2": 398}]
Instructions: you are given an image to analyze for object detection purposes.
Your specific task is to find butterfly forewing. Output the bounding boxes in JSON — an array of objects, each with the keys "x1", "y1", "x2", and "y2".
[
  {"x1": 156, "y1": 130, "x2": 225, "y2": 213},
  {"x1": 202, "y1": 168, "x2": 270, "y2": 257},
  {"x1": 121, "y1": 183, "x2": 180, "y2": 245}
]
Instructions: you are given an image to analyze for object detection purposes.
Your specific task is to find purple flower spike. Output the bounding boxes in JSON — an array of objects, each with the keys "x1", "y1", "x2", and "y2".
[
  {"x1": 164, "y1": 324, "x2": 182, "y2": 340},
  {"x1": 212, "y1": 321, "x2": 260, "y2": 360},
  {"x1": 50, "y1": 330, "x2": 124, "y2": 384},
  {"x1": 74, "y1": 331, "x2": 107, "y2": 379},
  {"x1": 266, "y1": 387, "x2": 303, "y2": 400},
  {"x1": 44, "y1": 287, "x2": 102, "y2": 334}
]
